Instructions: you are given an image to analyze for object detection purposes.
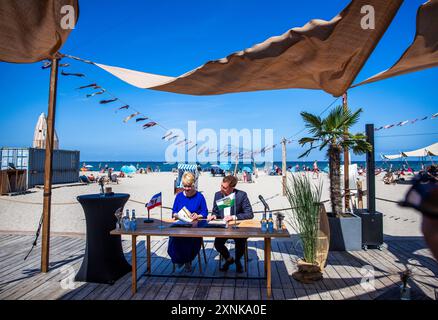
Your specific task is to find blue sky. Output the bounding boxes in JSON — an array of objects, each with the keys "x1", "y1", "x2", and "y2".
[{"x1": 0, "y1": 0, "x2": 437, "y2": 161}]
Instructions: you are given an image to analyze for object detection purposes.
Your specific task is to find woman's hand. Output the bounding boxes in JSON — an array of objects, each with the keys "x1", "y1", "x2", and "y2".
[
  {"x1": 190, "y1": 213, "x2": 203, "y2": 220},
  {"x1": 224, "y1": 216, "x2": 235, "y2": 222}
]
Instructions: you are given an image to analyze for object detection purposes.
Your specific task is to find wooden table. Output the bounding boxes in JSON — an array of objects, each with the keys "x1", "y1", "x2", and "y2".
[{"x1": 110, "y1": 218, "x2": 291, "y2": 297}]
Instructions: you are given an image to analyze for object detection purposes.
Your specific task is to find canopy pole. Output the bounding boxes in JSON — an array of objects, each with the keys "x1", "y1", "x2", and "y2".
[
  {"x1": 41, "y1": 56, "x2": 59, "y2": 273},
  {"x1": 343, "y1": 92, "x2": 350, "y2": 212},
  {"x1": 281, "y1": 138, "x2": 287, "y2": 196}
]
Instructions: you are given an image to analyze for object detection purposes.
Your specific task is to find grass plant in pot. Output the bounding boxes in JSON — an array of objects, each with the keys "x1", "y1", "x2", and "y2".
[{"x1": 285, "y1": 174, "x2": 329, "y2": 283}]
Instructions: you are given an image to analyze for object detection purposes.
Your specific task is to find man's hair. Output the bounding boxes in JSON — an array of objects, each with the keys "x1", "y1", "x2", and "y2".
[{"x1": 222, "y1": 175, "x2": 237, "y2": 188}]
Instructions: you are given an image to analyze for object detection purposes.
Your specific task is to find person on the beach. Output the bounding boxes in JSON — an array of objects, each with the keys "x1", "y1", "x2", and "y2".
[
  {"x1": 168, "y1": 172, "x2": 208, "y2": 272},
  {"x1": 312, "y1": 160, "x2": 319, "y2": 178},
  {"x1": 208, "y1": 175, "x2": 253, "y2": 273}
]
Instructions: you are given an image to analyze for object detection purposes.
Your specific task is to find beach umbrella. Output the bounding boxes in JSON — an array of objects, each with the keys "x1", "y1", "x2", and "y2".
[
  {"x1": 121, "y1": 165, "x2": 137, "y2": 174},
  {"x1": 242, "y1": 166, "x2": 252, "y2": 173},
  {"x1": 219, "y1": 163, "x2": 231, "y2": 171},
  {"x1": 85, "y1": 165, "x2": 93, "y2": 168}
]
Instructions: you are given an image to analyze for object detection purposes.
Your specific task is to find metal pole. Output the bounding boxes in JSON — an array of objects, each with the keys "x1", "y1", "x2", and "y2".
[
  {"x1": 41, "y1": 57, "x2": 59, "y2": 273},
  {"x1": 366, "y1": 124, "x2": 376, "y2": 213},
  {"x1": 281, "y1": 138, "x2": 287, "y2": 196},
  {"x1": 343, "y1": 92, "x2": 350, "y2": 212}
]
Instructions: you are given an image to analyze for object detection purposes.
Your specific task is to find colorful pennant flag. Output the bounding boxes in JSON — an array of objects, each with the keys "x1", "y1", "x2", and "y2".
[
  {"x1": 77, "y1": 83, "x2": 97, "y2": 89},
  {"x1": 142, "y1": 121, "x2": 157, "y2": 128},
  {"x1": 123, "y1": 112, "x2": 140, "y2": 123},
  {"x1": 118, "y1": 105, "x2": 129, "y2": 110},
  {"x1": 135, "y1": 117, "x2": 149, "y2": 122},
  {"x1": 61, "y1": 70, "x2": 85, "y2": 77},
  {"x1": 162, "y1": 131, "x2": 173, "y2": 140},
  {"x1": 41, "y1": 61, "x2": 52, "y2": 69},
  {"x1": 167, "y1": 135, "x2": 179, "y2": 141},
  {"x1": 86, "y1": 90, "x2": 105, "y2": 98}
]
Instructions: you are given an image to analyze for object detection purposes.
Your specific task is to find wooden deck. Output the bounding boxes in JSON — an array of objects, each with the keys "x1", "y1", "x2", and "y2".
[{"x1": 0, "y1": 233, "x2": 437, "y2": 300}]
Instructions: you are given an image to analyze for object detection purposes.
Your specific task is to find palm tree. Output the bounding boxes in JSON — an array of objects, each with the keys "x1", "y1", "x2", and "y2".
[{"x1": 298, "y1": 105, "x2": 372, "y2": 217}]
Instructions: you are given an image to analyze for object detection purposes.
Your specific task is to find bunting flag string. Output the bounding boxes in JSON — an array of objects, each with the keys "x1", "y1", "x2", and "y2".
[
  {"x1": 374, "y1": 112, "x2": 437, "y2": 131},
  {"x1": 52, "y1": 57, "x2": 170, "y2": 136},
  {"x1": 54, "y1": 57, "x2": 437, "y2": 162}
]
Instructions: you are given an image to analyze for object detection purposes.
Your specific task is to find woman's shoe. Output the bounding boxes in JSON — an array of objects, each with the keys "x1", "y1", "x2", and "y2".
[
  {"x1": 176, "y1": 263, "x2": 184, "y2": 269},
  {"x1": 219, "y1": 257, "x2": 235, "y2": 272},
  {"x1": 184, "y1": 262, "x2": 192, "y2": 272}
]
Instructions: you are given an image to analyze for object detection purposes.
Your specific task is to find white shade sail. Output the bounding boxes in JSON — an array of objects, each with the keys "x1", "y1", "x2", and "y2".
[{"x1": 382, "y1": 142, "x2": 438, "y2": 159}]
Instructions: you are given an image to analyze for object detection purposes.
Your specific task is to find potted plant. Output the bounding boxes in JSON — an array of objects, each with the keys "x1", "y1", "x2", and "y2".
[
  {"x1": 298, "y1": 106, "x2": 372, "y2": 251},
  {"x1": 285, "y1": 174, "x2": 329, "y2": 283}
]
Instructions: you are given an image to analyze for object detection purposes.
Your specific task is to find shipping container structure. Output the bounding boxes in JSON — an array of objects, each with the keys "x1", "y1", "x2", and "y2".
[{"x1": 0, "y1": 147, "x2": 80, "y2": 188}]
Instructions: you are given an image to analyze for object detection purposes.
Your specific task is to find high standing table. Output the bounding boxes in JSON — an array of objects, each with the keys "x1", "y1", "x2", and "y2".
[
  {"x1": 75, "y1": 193, "x2": 131, "y2": 284},
  {"x1": 110, "y1": 219, "x2": 291, "y2": 297}
]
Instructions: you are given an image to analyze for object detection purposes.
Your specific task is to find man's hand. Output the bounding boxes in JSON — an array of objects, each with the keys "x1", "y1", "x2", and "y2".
[
  {"x1": 224, "y1": 216, "x2": 235, "y2": 222},
  {"x1": 208, "y1": 215, "x2": 217, "y2": 221}
]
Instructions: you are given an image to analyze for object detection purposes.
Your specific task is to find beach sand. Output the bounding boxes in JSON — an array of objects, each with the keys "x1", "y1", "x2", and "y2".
[{"x1": 0, "y1": 171, "x2": 422, "y2": 238}]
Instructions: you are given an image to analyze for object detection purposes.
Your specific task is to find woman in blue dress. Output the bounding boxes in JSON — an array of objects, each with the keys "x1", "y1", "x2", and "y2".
[{"x1": 168, "y1": 172, "x2": 208, "y2": 271}]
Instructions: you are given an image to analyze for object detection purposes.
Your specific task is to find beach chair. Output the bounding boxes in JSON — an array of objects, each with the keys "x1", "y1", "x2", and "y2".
[
  {"x1": 79, "y1": 175, "x2": 90, "y2": 184},
  {"x1": 110, "y1": 174, "x2": 119, "y2": 184}
]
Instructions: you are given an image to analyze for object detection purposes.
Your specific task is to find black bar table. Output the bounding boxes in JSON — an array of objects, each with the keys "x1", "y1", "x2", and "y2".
[{"x1": 75, "y1": 193, "x2": 131, "y2": 284}]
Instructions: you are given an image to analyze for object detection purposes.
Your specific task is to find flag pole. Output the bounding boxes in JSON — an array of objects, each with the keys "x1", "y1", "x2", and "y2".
[
  {"x1": 233, "y1": 192, "x2": 237, "y2": 229},
  {"x1": 160, "y1": 205, "x2": 163, "y2": 228}
]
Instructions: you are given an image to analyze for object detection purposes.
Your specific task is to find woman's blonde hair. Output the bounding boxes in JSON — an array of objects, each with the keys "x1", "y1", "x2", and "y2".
[{"x1": 182, "y1": 172, "x2": 196, "y2": 186}]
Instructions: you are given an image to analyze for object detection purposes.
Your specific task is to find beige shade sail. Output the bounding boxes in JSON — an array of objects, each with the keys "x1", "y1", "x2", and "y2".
[
  {"x1": 91, "y1": 0, "x2": 402, "y2": 97},
  {"x1": 354, "y1": 0, "x2": 438, "y2": 87},
  {"x1": 382, "y1": 153, "x2": 404, "y2": 160},
  {"x1": 382, "y1": 142, "x2": 438, "y2": 159},
  {"x1": 0, "y1": 0, "x2": 79, "y2": 63},
  {"x1": 402, "y1": 142, "x2": 438, "y2": 157}
]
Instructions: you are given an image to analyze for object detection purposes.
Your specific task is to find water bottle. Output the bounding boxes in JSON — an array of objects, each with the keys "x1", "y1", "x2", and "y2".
[
  {"x1": 123, "y1": 209, "x2": 131, "y2": 231},
  {"x1": 267, "y1": 212, "x2": 274, "y2": 233},
  {"x1": 260, "y1": 212, "x2": 267, "y2": 233},
  {"x1": 130, "y1": 209, "x2": 137, "y2": 231}
]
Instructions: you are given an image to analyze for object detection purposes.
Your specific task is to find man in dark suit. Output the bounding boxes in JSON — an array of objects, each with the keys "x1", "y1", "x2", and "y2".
[{"x1": 208, "y1": 175, "x2": 253, "y2": 273}]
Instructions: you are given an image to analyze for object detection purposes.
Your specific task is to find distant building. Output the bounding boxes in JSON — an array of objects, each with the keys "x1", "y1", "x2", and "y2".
[{"x1": 32, "y1": 112, "x2": 59, "y2": 149}]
